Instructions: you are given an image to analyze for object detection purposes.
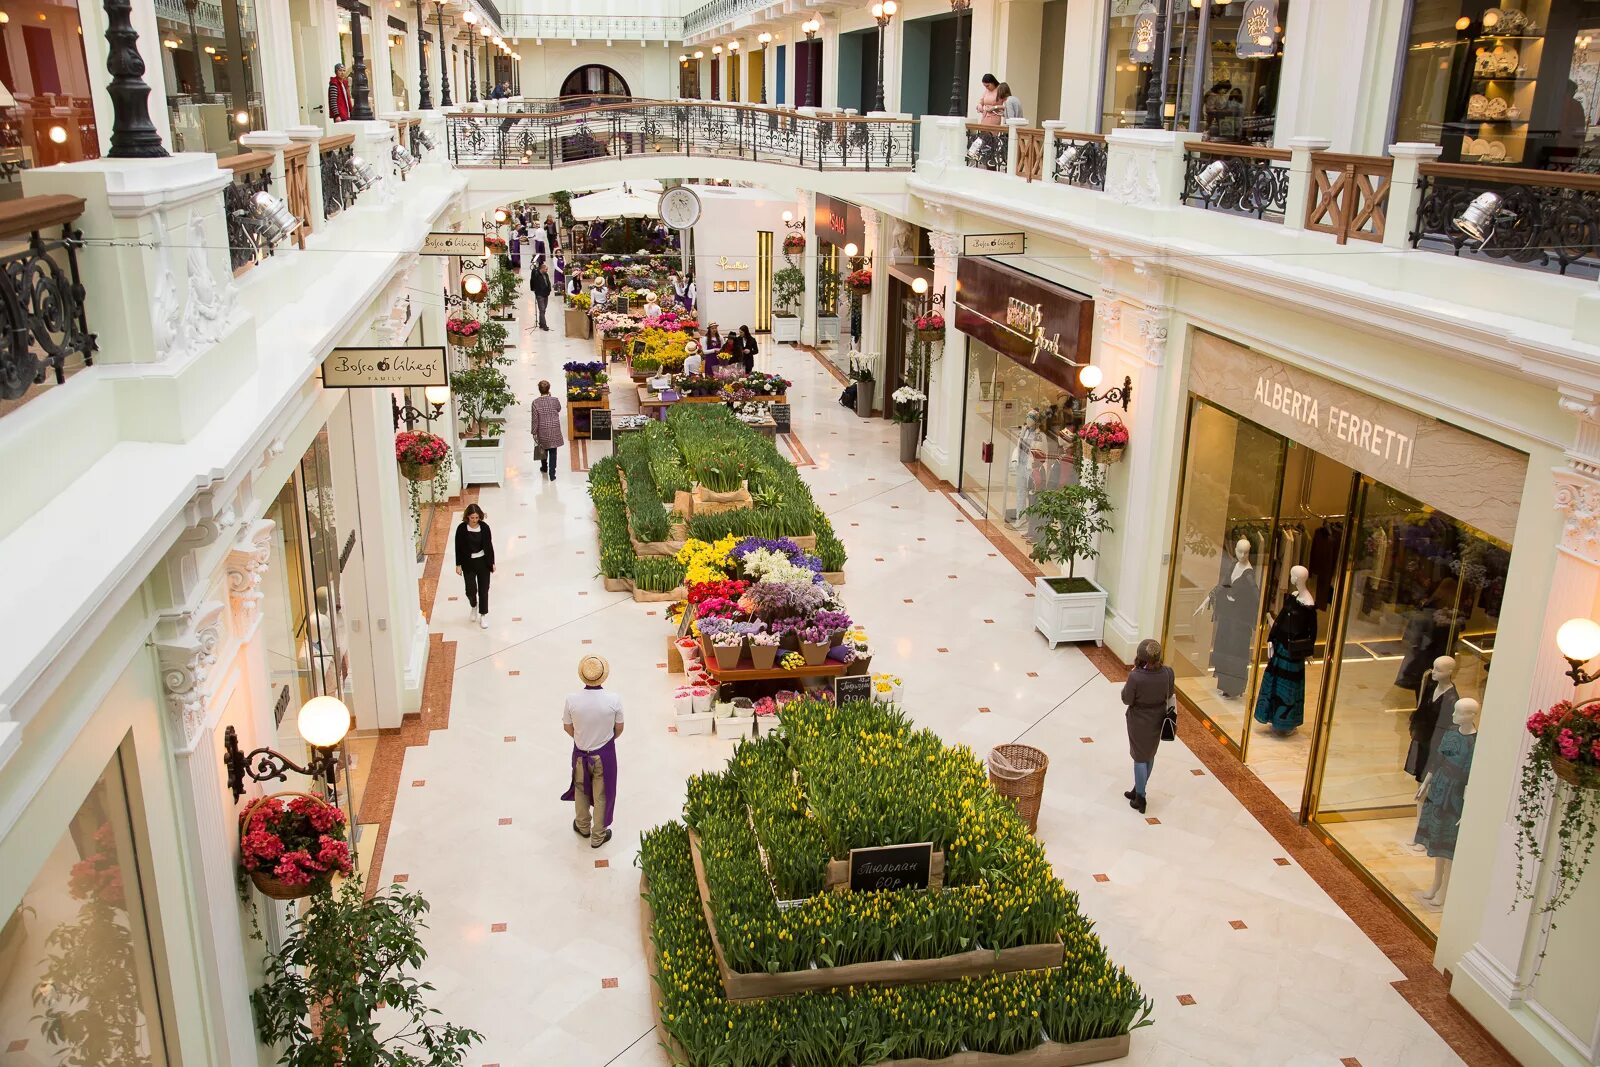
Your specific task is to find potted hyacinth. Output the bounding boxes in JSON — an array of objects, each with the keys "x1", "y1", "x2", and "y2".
[{"x1": 798, "y1": 623, "x2": 831, "y2": 666}]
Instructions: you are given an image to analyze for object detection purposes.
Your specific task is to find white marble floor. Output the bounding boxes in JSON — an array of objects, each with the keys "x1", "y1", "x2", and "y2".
[{"x1": 378, "y1": 294, "x2": 1465, "y2": 1067}]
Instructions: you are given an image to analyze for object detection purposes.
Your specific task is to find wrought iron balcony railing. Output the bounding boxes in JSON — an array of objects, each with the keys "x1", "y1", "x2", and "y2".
[
  {"x1": 1181, "y1": 143, "x2": 1291, "y2": 222},
  {"x1": 963, "y1": 123, "x2": 1006, "y2": 174},
  {"x1": 446, "y1": 102, "x2": 916, "y2": 172},
  {"x1": 1050, "y1": 131, "x2": 1107, "y2": 191},
  {"x1": 498, "y1": 14, "x2": 684, "y2": 41},
  {"x1": 0, "y1": 194, "x2": 95, "y2": 409},
  {"x1": 319, "y1": 135, "x2": 360, "y2": 220},
  {"x1": 1411, "y1": 162, "x2": 1600, "y2": 278},
  {"x1": 683, "y1": 0, "x2": 747, "y2": 37}
]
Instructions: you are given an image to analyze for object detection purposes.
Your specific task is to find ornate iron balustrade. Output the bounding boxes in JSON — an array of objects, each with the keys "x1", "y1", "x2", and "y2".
[
  {"x1": 1410, "y1": 162, "x2": 1600, "y2": 277},
  {"x1": 445, "y1": 103, "x2": 916, "y2": 172},
  {"x1": 1181, "y1": 144, "x2": 1291, "y2": 222},
  {"x1": 1051, "y1": 131, "x2": 1107, "y2": 190},
  {"x1": 0, "y1": 194, "x2": 96, "y2": 404},
  {"x1": 319, "y1": 136, "x2": 357, "y2": 219},
  {"x1": 963, "y1": 123, "x2": 1006, "y2": 174},
  {"x1": 1304, "y1": 152, "x2": 1392, "y2": 245},
  {"x1": 499, "y1": 14, "x2": 684, "y2": 41},
  {"x1": 684, "y1": 0, "x2": 744, "y2": 37},
  {"x1": 218, "y1": 151, "x2": 276, "y2": 274}
]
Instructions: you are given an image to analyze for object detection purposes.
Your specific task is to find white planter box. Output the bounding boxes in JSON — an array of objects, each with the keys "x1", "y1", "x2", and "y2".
[
  {"x1": 1033, "y1": 575, "x2": 1108, "y2": 648},
  {"x1": 675, "y1": 712, "x2": 715, "y2": 735},
  {"x1": 719, "y1": 714, "x2": 756, "y2": 738},
  {"x1": 772, "y1": 315, "x2": 801, "y2": 343},
  {"x1": 817, "y1": 315, "x2": 840, "y2": 343},
  {"x1": 460, "y1": 438, "x2": 506, "y2": 486}
]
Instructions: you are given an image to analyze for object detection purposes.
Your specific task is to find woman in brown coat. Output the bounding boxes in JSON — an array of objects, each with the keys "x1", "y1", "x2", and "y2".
[
  {"x1": 531, "y1": 379, "x2": 565, "y2": 481},
  {"x1": 1121, "y1": 638, "x2": 1175, "y2": 813}
]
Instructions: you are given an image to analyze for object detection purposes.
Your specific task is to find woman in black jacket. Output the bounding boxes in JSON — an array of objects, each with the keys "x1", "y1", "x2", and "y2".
[
  {"x1": 737, "y1": 325, "x2": 758, "y2": 374},
  {"x1": 454, "y1": 504, "x2": 495, "y2": 629}
]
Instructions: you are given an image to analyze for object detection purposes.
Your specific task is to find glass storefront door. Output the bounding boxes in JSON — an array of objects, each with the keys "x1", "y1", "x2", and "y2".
[{"x1": 1162, "y1": 394, "x2": 1512, "y2": 939}]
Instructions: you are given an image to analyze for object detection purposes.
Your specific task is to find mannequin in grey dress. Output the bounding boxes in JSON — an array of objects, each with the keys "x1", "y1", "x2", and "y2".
[{"x1": 1200, "y1": 539, "x2": 1260, "y2": 699}]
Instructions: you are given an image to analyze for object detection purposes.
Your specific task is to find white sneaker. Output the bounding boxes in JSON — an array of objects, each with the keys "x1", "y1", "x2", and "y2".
[
  {"x1": 470, "y1": 608, "x2": 479, "y2": 622},
  {"x1": 479, "y1": 615, "x2": 489, "y2": 629}
]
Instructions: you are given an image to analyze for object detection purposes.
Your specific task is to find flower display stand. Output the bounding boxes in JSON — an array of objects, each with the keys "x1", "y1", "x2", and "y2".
[{"x1": 568, "y1": 398, "x2": 609, "y2": 440}]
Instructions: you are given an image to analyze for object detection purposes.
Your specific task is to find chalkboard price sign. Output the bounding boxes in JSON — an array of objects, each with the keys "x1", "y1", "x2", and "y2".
[
  {"x1": 590, "y1": 408, "x2": 613, "y2": 441},
  {"x1": 632, "y1": 339, "x2": 647, "y2": 358},
  {"x1": 834, "y1": 674, "x2": 872, "y2": 704},
  {"x1": 848, "y1": 842, "x2": 934, "y2": 893},
  {"x1": 771, "y1": 403, "x2": 792, "y2": 435}
]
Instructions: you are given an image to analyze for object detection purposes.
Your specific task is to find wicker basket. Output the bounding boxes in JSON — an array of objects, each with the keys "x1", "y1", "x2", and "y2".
[
  {"x1": 398, "y1": 461, "x2": 438, "y2": 482},
  {"x1": 988, "y1": 744, "x2": 1049, "y2": 834},
  {"x1": 240, "y1": 792, "x2": 338, "y2": 901},
  {"x1": 1553, "y1": 756, "x2": 1599, "y2": 789}
]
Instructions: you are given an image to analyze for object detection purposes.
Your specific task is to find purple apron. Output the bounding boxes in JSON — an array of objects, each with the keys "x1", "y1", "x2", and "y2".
[{"x1": 559, "y1": 738, "x2": 618, "y2": 829}]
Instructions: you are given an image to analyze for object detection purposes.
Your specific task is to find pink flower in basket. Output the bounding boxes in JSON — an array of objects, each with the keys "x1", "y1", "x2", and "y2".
[
  {"x1": 1079, "y1": 421, "x2": 1130, "y2": 451},
  {"x1": 753, "y1": 697, "x2": 777, "y2": 717}
]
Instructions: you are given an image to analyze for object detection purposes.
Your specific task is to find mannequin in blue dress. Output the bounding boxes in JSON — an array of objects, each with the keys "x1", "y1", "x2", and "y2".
[{"x1": 1415, "y1": 697, "x2": 1480, "y2": 910}]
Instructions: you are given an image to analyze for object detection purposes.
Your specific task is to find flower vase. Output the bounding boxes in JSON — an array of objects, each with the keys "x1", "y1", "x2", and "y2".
[
  {"x1": 800, "y1": 639, "x2": 830, "y2": 666},
  {"x1": 828, "y1": 630, "x2": 845, "y2": 649},
  {"x1": 748, "y1": 643, "x2": 779, "y2": 670},
  {"x1": 712, "y1": 641, "x2": 745, "y2": 671},
  {"x1": 898, "y1": 420, "x2": 920, "y2": 462},
  {"x1": 778, "y1": 630, "x2": 801, "y2": 652}
]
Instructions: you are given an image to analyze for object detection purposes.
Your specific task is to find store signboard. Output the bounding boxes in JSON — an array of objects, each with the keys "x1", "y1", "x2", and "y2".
[
  {"x1": 815, "y1": 194, "x2": 865, "y2": 250},
  {"x1": 1188, "y1": 331, "x2": 1526, "y2": 543},
  {"x1": 963, "y1": 232, "x2": 1026, "y2": 256},
  {"x1": 421, "y1": 231, "x2": 486, "y2": 257},
  {"x1": 953, "y1": 256, "x2": 1094, "y2": 393},
  {"x1": 321, "y1": 346, "x2": 449, "y2": 388},
  {"x1": 848, "y1": 842, "x2": 934, "y2": 892}
]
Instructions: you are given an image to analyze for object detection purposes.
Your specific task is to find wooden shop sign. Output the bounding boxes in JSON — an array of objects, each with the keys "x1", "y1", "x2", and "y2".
[
  {"x1": 322, "y1": 346, "x2": 449, "y2": 388},
  {"x1": 848, "y1": 842, "x2": 934, "y2": 893},
  {"x1": 421, "y1": 231, "x2": 487, "y2": 257},
  {"x1": 954, "y1": 257, "x2": 1094, "y2": 393},
  {"x1": 963, "y1": 232, "x2": 1026, "y2": 256}
]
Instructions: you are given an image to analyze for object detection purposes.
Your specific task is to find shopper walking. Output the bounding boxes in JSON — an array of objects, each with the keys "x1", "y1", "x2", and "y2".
[
  {"x1": 1121, "y1": 638, "x2": 1175, "y2": 814},
  {"x1": 531, "y1": 379, "x2": 564, "y2": 480},
  {"x1": 737, "y1": 325, "x2": 759, "y2": 374},
  {"x1": 530, "y1": 255, "x2": 552, "y2": 331},
  {"x1": 453, "y1": 504, "x2": 495, "y2": 630},
  {"x1": 560, "y1": 655, "x2": 624, "y2": 848}
]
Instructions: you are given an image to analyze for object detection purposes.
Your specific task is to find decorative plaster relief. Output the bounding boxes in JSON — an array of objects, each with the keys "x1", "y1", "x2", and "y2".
[
  {"x1": 1136, "y1": 315, "x2": 1169, "y2": 366},
  {"x1": 929, "y1": 231, "x2": 961, "y2": 274},
  {"x1": 177, "y1": 482, "x2": 239, "y2": 550},
  {"x1": 890, "y1": 221, "x2": 916, "y2": 264},
  {"x1": 225, "y1": 519, "x2": 276, "y2": 629},
  {"x1": 1110, "y1": 151, "x2": 1161, "y2": 207},
  {"x1": 182, "y1": 213, "x2": 237, "y2": 348},
  {"x1": 1555, "y1": 471, "x2": 1600, "y2": 564},
  {"x1": 152, "y1": 266, "x2": 185, "y2": 361},
  {"x1": 156, "y1": 600, "x2": 226, "y2": 748}
]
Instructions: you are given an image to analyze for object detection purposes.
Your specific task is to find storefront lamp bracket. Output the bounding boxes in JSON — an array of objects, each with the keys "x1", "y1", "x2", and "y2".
[
  {"x1": 1557, "y1": 617, "x2": 1600, "y2": 686},
  {"x1": 1079, "y1": 367, "x2": 1133, "y2": 411},
  {"x1": 223, "y1": 696, "x2": 351, "y2": 803}
]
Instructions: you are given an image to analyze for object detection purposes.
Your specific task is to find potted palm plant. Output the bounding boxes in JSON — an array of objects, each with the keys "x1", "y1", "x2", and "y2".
[
  {"x1": 1022, "y1": 459, "x2": 1114, "y2": 647},
  {"x1": 772, "y1": 263, "x2": 805, "y2": 344},
  {"x1": 452, "y1": 360, "x2": 514, "y2": 486}
]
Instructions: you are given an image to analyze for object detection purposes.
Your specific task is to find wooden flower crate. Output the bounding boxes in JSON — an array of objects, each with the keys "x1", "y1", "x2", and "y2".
[{"x1": 568, "y1": 398, "x2": 609, "y2": 440}]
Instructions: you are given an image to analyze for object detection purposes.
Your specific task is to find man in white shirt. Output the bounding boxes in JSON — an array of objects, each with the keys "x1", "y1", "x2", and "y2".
[
  {"x1": 560, "y1": 655, "x2": 624, "y2": 848},
  {"x1": 682, "y1": 343, "x2": 704, "y2": 376}
]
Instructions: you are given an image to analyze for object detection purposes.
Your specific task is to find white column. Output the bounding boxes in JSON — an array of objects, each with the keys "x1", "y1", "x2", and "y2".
[
  {"x1": 920, "y1": 230, "x2": 962, "y2": 482},
  {"x1": 366, "y1": 11, "x2": 397, "y2": 115},
  {"x1": 800, "y1": 190, "x2": 819, "y2": 346},
  {"x1": 255, "y1": 0, "x2": 301, "y2": 130},
  {"x1": 1384, "y1": 141, "x2": 1444, "y2": 250},
  {"x1": 862, "y1": 205, "x2": 889, "y2": 409},
  {"x1": 1283, "y1": 135, "x2": 1331, "y2": 234},
  {"x1": 820, "y1": 25, "x2": 840, "y2": 110}
]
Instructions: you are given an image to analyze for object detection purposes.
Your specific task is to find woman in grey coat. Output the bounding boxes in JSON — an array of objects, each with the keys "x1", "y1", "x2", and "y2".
[{"x1": 1121, "y1": 638, "x2": 1175, "y2": 814}]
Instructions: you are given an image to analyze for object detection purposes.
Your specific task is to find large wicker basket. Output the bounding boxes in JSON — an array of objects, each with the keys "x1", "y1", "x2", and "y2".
[
  {"x1": 240, "y1": 792, "x2": 338, "y2": 901},
  {"x1": 988, "y1": 744, "x2": 1049, "y2": 834},
  {"x1": 1553, "y1": 756, "x2": 1599, "y2": 789}
]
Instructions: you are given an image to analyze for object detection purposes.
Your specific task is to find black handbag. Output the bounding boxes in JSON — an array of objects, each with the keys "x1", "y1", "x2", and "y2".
[{"x1": 1159, "y1": 703, "x2": 1178, "y2": 742}]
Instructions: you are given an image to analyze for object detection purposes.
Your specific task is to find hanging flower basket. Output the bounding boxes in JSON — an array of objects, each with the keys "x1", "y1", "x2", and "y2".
[
  {"x1": 1515, "y1": 698, "x2": 1600, "y2": 916},
  {"x1": 239, "y1": 792, "x2": 352, "y2": 901},
  {"x1": 914, "y1": 312, "x2": 944, "y2": 342},
  {"x1": 396, "y1": 430, "x2": 449, "y2": 482},
  {"x1": 1553, "y1": 755, "x2": 1600, "y2": 788},
  {"x1": 1080, "y1": 412, "x2": 1129, "y2": 464},
  {"x1": 845, "y1": 267, "x2": 873, "y2": 292},
  {"x1": 400, "y1": 461, "x2": 438, "y2": 482}
]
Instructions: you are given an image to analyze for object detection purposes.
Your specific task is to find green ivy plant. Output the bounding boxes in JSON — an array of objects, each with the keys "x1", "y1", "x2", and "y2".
[
  {"x1": 1021, "y1": 457, "x2": 1113, "y2": 582},
  {"x1": 251, "y1": 878, "x2": 482, "y2": 1067}
]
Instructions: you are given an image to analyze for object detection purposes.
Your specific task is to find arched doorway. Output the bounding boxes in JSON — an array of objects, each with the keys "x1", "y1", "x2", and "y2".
[{"x1": 559, "y1": 64, "x2": 630, "y2": 100}]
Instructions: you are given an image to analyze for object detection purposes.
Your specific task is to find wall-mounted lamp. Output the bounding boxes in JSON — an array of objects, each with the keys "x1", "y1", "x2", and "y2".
[
  {"x1": 460, "y1": 272, "x2": 487, "y2": 301},
  {"x1": 223, "y1": 696, "x2": 350, "y2": 803},
  {"x1": 781, "y1": 209, "x2": 805, "y2": 232},
  {"x1": 493, "y1": 206, "x2": 510, "y2": 225},
  {"x1": 395, "y1": 384, "x2": 450, "y2": 430},
  {"x1": 243, "y1": 191, "x2": 301, "y2": 248},
  {"x1": 1558, "y1": 617, "x2": 1600, "y2": 685},
  {"x1": 391, "y1": 142, "x2": 417, "y2": 174},
  {"x1": 341, "y1": 155, "x2": 381, "y2": 194},
  {"x1": 1453, "y1": 190, "x2": 1510, "y2": 244},
  {"x1": 1077, "y1": 364, "x2": 1133, "y2": 411},
  {"x1": 843, "y1": 241, "x2": 858, "y2": 257}
]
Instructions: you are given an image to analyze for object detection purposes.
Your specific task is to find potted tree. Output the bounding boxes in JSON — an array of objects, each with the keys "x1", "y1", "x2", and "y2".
[
  {"x1": 772, "y1": 263, "x2": 805, "y2": 344},
  {"x1": 1022, "y1": 459, "x2": 1114, "y2": 647},
  {"x1": 487, "y1": 257, "x2": 521, "y2": 321},
  {"x1": 452, "y1": 359, "x2": 514, "y2": 486},
  {"x1": 252, "y1": 877, "x2": 483, "y2": 1066}
]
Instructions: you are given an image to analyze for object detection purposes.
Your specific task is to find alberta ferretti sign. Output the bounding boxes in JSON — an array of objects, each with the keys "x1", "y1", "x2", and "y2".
[
  {"x1": 1188, "y1": 331, "x2": 1526, "y2": 543},
  {"x1": 322, "y1": 346, "x2": 449, "y2": 388}
]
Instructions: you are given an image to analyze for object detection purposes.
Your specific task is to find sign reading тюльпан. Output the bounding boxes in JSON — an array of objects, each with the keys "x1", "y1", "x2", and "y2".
[
  {"x1": 848, "y1": 842, "x2": 934, "y2": 893},
  {"x1": 322, "y1": 347, "x2": 449, "y2": 388}
]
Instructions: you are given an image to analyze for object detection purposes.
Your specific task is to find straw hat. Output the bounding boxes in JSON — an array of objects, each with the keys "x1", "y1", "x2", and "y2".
[{"x1": 578, "y1": 655, "x2": 610, "y2": 686}]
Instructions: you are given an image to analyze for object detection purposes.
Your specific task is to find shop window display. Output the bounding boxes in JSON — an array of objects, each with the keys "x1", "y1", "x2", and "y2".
[
  {"x1": 1163, "y1": 390, "x2": 1512, "y2": 938},
  {"x1": 0, "y1": 746, "x2": 170, "y2": 1065},
  {"x1": 0, "y1": 0, "x2": 100, "y2": 194},
  {"x1": 1395, "y1": 0, "x2": 1600, "y2": 170},
  {"x1": 1100, "y1": 0, "x2": 1287, "y2": 143},
  {"x1": 156, "y1": 0, "x2": 265, "y2": 153}
]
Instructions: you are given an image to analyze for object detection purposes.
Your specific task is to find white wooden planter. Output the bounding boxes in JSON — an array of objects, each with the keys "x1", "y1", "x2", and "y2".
[
  {"x1": 719, "y1": 714, "x2": 756, "y2": 738},
  {"x1": 460, "y1": 438, "x2": 506, "y2": 486},
  {"x1": 772, "y1": 315, "x2": 801, "y2": 343},
  {"x1": 817, "y1": 315, "x2": 840, "y2": 343},
  {"x1": 1033, "y1": 575, "x2": 1108, "y2": 648}
]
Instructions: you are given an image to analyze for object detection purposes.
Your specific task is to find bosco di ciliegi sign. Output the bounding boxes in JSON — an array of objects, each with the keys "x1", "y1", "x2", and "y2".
[{"x1": 321, "y1": 346, "x2": 450, "y2": 389}]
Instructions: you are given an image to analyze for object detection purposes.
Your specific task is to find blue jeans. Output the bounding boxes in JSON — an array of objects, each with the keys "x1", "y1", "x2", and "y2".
[
  {"x1": 540, "y1": 444, "x2": 558, "y2": 477},
  {"x1": 1133, "y1": 757, "x2": 1154, "y2": 797}
]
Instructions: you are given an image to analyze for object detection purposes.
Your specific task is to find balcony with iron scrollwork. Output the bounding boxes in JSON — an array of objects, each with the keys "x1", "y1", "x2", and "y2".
[
  {"x1": 963, "y1": 124, "x2": 1006, "y2": 174},
  {"x1": 319, "y1": 135, "x2": 360, "y2": 219},
  {"x1": 446, "y1": 101, "x2": 916, "y2": 172},
  {"x1": 498, "y1": 14, "x2": 684, "y2": 42},
  {"x1": 1050, "y1": 130, "x2": 1107, "y2": 191},
  {"x1": 0, "y1": 195, "x2": 96, "y2": 416},
  {"x1": 1410, "y1": 162, "x2": 1600, "y2": 279},
  {"x1": 218, "y1": 152, "x2": 280, "y2": 275},
  {"x1": 1181, "y1": 142, "x2": 1291, "y2": 222}
]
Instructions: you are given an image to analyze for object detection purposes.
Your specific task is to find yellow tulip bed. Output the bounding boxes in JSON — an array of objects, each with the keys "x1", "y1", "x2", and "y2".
[{"x1": 639, "y1": 699, "x2": 1150, "y2": 1063}]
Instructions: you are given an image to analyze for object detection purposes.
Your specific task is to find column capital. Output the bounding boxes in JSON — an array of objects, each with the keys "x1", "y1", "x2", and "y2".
[
  {"x1": 929, "y1": 230, "x2": 961, "y2": 272},
  {"x1": 225, "y1": 519, "x2": 276, "y2": 633},
  {"x1": 155, "y1": 600, "x2": 227, "y2": 752}
]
